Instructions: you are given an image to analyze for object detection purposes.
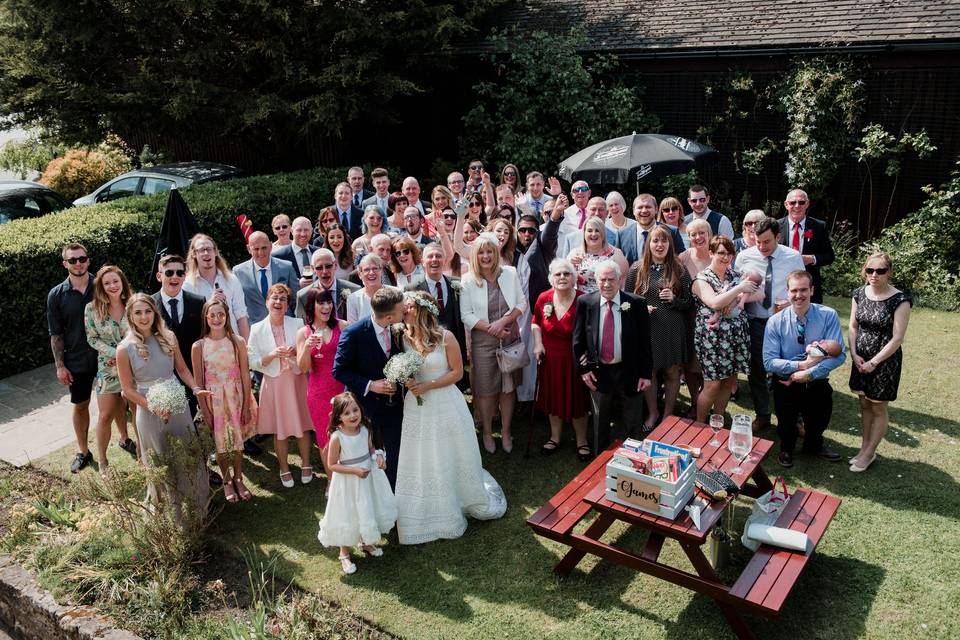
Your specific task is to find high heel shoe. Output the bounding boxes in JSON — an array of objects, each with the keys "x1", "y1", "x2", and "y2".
[
  {"x1": 850, "y1": 453, "x2": 877, "y2": 473},
  {"x1": 482, "y1": 433, "x2": 496, "y2": 453},
  {"x1": 501, "y1": 435, "x2": 513, "y2": 454}
]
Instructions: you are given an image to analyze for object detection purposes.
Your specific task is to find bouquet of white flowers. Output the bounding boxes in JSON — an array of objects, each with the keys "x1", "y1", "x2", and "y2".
[
  {"x1": 146, "y1": 378, "x2": 188, "y2": 420},
  {"x1": 383, "y1": 351, "x2": 426, "y2": 405}
]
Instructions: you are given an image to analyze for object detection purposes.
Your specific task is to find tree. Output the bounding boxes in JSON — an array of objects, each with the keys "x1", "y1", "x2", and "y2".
[
  {"x1": 0, "y1": 0, "x2": 503, "y2": 158},
  {"x1": 462, "y1": 29, "x2": 659, "y2": 176}
]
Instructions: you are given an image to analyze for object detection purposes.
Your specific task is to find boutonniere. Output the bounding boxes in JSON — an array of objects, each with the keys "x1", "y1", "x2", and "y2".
[
  {"x1": 804, "y1": 229, "x2": 813, "y2": 240},
  {"x1": 543, "y1": 304, "x2": 554, "y2": 318},
  {"x1": 390, "y1": 323, "x2": 405, "y2": 336},
  {"x1": 340, "y1": 289, "x2": 351, "y2": 301},
  {"x1": 620, "y1": 302, "x2": 632, "y2": 312},
  {"x1": 449, "y1": 280, "x2": 462, "y2": 293}
]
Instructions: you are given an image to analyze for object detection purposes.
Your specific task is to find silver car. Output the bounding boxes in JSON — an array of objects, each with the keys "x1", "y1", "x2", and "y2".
[{"x1": 72, "y1": 161, "x2": 243, "y2": 206}]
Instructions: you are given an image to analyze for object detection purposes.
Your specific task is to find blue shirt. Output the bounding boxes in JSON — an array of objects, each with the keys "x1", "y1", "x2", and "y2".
[{"x1": 762, "y1": 303, "x2": 846, "y2": 380}]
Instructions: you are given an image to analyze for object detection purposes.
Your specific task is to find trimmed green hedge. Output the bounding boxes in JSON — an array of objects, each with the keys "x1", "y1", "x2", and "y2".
[{"x1": 0, "y1": 167, "x2": 361, "y2": 376}]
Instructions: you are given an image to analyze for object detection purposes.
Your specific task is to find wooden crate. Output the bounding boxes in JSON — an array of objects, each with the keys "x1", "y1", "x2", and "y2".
[{"x1": 605, "y1": 460, "x2": 696, "y2": 519}]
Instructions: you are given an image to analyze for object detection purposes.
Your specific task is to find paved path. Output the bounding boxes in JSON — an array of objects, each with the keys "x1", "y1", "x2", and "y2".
[{"x1": 0, "y1": 364, "x2": 96, "y2": 467}]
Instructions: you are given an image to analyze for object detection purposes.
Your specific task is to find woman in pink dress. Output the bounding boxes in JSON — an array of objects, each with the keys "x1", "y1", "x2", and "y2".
[
  {"x1": 248, "y1": 284, "x2": 315, "y2": 488},
  {"x1": 296, "y1": 288, "x2": 346, "y2": 484}
]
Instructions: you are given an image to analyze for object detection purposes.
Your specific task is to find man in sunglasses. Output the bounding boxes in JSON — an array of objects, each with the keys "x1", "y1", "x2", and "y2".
[
  {"x1": 153, "y1": 254, "x2": 206, "y2": 411},
  {"x1": 684, "y1": 185, "x2": 734, "y2": 240},
  {"x1": 446, "y1": 171, "x2": 466, "y2": 206},
  {"x1": 777, "y1": 188, "x2": 834, "y2": 304},
  {"x1": 47, "y1": 243, "x2": 99, "y2": 473},
  {"x1": 464, "y1": 160, "x2": 485, "y2": 195},
  {"x1": 562, "y1": 180, "x2": 593, "y2": 234},
  {"x1": 763, "y1": 270, "x2": 846, "y2": 467},
  {"x1": 273, "y1": 216, "x2": 322, "y2": 284},
  {"x1": 295, "y1": 248, "x2": 360, "y2": 322}
]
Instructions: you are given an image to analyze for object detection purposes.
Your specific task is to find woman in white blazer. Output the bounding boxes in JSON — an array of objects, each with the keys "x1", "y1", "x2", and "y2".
[
  {"x1": 248, "y1": 283, "x2": 315, "y2": 488},
  {"x1": 460, "y1": 233, "x2": 528, "y2": 454}
]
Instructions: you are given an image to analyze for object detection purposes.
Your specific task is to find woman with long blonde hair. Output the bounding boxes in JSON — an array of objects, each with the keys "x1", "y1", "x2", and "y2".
[
  {"x1": 84, "y1": 265, "x2": 137, "y2": 474},
  {"x1": 394, "y1": 290, "x2": 507, "y2": 544}
]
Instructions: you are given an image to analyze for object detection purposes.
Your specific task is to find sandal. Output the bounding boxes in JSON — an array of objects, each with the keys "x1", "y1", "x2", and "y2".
[
  {"x1": 362, "y1": 545, "x2": 384, "y2": 557},
  {"x1": 280, "y1": 471, "x2": 295, "y2": 489},
  {"x1": 338, "y1": 553, "x2": 357, "y2": 574},
  {"x1": 223, "y1": 480, "x2": 239, "y2": 503},
  {"x1": 301, "y1": 466, "x2": 314, "y2": 485},
  {"x1": 540, "y1": 439, "x2": 560, "y2": 456},
  {"x1": 234, "y1": 478, "x2": 252, "y2": 501},
  {"x1": 577, "y1": 444, "x2": 592, "y2": 462}
]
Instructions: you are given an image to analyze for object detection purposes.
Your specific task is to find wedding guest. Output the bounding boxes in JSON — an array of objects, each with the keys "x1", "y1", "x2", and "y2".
[
  {"x1": 352, "y1": 234, "x2": 398, "y2": 287},
  {"x1": 487, "y1": 217, "x2": 517, "y2": 266},
  {"x1": 427, "y1": 185, "x2": 454, "y2": 234},
  {"x1": 192, "y1": 299, "x2": 256, "y2": 503},
  {"x1": 116, "y1": 294, "x2": 210, "y2": 523},
  {"x1": 680, "y1": 218, "x2": 712, "y2": 279},
  {"x1": 433, "y1": 207, "x2": 464, "y2": 277},
  {"x1": 464, "y1": 192, "x2": 486, "y2": 225},
  {"x1": 361, "y1": 167, "x2": 391, "y2": 218},
  {"x1": 271, "y1": 214, "x2": 292, "y2": 251},
  {"x1": 531, "y1": 258, "x2": 589, "y2": 460},
  {"x1": 295, "y1": 248, "x2": 359, "y2": 322},
  {"x1": 458, "y1": 219, "x2": 484, "y2": 274},
  {"x1": 183, "y1": 234, "x2": 250, "y2": 339},
  {"x1": 499, "y1": 163, "x2": 521, "y2": 195},
  {"x1": 331, "y1": 182, "x2": 364, "y2": 240},
  {"x1": 297, "y1": 288, "x2": 346, "y2": 483},
  {"x1": 573, "y1": 261, "x2": 653, "y2": 454},
  {"x1": 390, "y1": 235, "x2": 424, "y2": 288},
  {"x1": 234, "y1": 231, "x2": 298, "y2": 325},
  {"x1": 324, "y1": 224, "x2": 355, "y2": 281},
  {"x1": 625, "y1": 226, "x2": 693, "y2": 429},
  {"x1": 402, "y1": 206, "x2": 432, "y2": 246},
  {"x1": 567, "y1": 217, "x2": 629, "y2": 294},
  {"x1": 347, "y1": 254, "x2": 389, "y2": 323},
  {"x1": 460, "y1": 234, "x2": 527, "y2": 453},
  {"x1": 387, "y1": 192, "x2": 409, "y2": 233},
  {"x1": 735, "y1": 209, "x2": 765, "y2": 252},
  {"x1": 658, "y1": 196, "x2": 689, "y2": 248},
  {"x1": 407, "y1": 243, "x2": 467, "y2": 369},
  {"x1": 352, "y1": 204, "x2": 388, "y2": 257},
  {"x1": 314, "y1": 206, "x2": 341, "y2": 246},
  {"x1": 604, "y1": 191, "x2": 637, "y2": 259},
  {"x1": 84, "y1": 265, "x2": 137, "y2": 473},
  {"x1": 518, "y1": 206, "x2": 562, "y2": 308},
  {"x1": 685, "y1": 185, "x2": 734, "y2": 239},
  {"x1": 47, "y1": 243, "x2": 98, "y2": 473},
  {"x1": 247, "y1": 284, "x2": 314, "y2": 488},
  {"x1": 274, "y1": 216, "x2": 322, "y2": 282},
  {"x1": 691, "y1": 236, "x2": 756, "y2": 423},
  {"x1": 848, "y1": 253, "x2": 912, "y2": 472},
  {"x1": 777, "y1": 189, "x2": 835, "y2": 303}
]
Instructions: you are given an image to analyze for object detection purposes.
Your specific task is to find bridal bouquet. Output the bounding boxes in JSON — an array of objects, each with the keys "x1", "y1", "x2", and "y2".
[
  {"x1": 146, "y1": 378, "x2": 188, "y2": 421},
  {"x1": 384, "y1": 352, "x2": 426, "y2": 405}
]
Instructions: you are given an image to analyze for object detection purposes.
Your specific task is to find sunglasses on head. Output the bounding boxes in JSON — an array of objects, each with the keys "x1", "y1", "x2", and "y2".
[
  {"x1": 572, "y1": 186, "x2": 590, "y2": 193},
  {"x1": 865, "y1": 267, "x2": 889, "y2": 275},
  {"x1": 66, "y1": 256, "x2": 89, "y2": 264},
  {"x1": 163, "y1": 269, "x2": 186, "y2": 277},
  {"x1": 788, "y1": 200, "x2": 807, "y2": 206}
]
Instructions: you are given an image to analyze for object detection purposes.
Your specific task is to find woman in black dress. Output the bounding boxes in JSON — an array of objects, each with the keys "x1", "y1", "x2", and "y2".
[{"x1": 848, "y1": 252, "x2": 912, "y2": 473}]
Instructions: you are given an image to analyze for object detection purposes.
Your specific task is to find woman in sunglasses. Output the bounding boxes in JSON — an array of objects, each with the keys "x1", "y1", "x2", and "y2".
[
  {"x1": 314, "y1": 207, "x2": 340, "y2": 247},
  {"x1": 657, "y1": 197, "x2": 689, "y2": 249},
  {"x1": 848, "y1": 253, "x2": 912, "y2": 472},
  {"x1": 390, "y1": 236, "x2": 424, "y2": 288},
  {"x1": 499, "y1": 163, "x2": 521, "y2": 195},
  {"x1": 734, "y1": 209, "x2": 766, "y2": 253},
  {"x1": 271, "y1": 214, "x2": 293, "y2": 251}
]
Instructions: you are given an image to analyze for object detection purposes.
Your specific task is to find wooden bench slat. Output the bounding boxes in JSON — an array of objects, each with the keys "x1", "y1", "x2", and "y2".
[{"x1": 528, "y1": 444, "x2": 613, "y2": 529}]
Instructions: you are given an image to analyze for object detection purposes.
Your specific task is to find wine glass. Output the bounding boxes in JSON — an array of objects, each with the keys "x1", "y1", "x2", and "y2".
[
  {"x1": 728, "y1": 426, "x2": 752, "y2": 475},
  {"x1": 709, "y1": 414, "x2": 724, "y2": 447}
]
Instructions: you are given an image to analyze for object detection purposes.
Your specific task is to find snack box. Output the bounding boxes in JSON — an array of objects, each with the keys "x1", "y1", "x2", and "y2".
[{"x1": 604, "y1": 457, "x2": 696, "y2": 519}]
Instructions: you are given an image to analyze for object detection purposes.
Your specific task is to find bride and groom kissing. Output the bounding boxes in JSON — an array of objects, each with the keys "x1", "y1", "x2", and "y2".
[{"x1": 331, "y1": 286, "x2": 506, "y2": 545}]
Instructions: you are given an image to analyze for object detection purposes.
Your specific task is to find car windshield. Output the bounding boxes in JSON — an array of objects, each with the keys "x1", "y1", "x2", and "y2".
[{"x1": 0, "y1": 191, "x2": 67, "y2": 223}]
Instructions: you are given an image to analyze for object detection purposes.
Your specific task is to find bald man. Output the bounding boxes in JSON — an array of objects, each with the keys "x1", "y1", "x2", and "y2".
[
  {"x1": 272, "y1": 216, "x2": 322, "y2": 282},
  {"x1": 233, "y1": 231, "x2": 298, "y2": 324},
  {"x1": 401, "y1": 177, "x2": 430, "y2": 216},
  {"x1": 777, "y1": 188, "x2": 834, "y2": 304}
]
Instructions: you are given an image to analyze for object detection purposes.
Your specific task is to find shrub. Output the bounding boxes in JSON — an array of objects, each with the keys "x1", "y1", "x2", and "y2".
[
  {"x1": 0, "y1": 136, "x2": 64, "y2": 179},
  {"x1": 0, "y1": 166, "x2": 359, "y2": 376},
  {"x1": 39, "y1": 135, "x2": 135, "y2": 200}
]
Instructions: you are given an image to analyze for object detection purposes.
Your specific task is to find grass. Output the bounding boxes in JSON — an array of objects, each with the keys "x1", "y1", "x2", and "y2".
[{"x1": 31, "y1": 296, "x2": 960, "y2": 639}]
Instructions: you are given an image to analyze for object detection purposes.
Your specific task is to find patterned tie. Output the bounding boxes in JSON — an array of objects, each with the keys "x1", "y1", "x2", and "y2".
[
  {"x1": 354, "y1": 193, "x2": 361, "y2": 208},
  {"x1": 532, "y1": 200, "x2": 542, "y2": 215},
  {"x1": 762, "y1": 256, "x2": 773, "y2": 309},
  {"x1": 168, "y1": 299, "x2": 179, "y2": 328},
  {"x1": 600, "y1": 300, "x2": 615, "y2": 364},
  {"x1": 435, "y1": 280, "x2": 445, "y2": 313},
  {"x1": 259, "y1": 268, "x2": 268, "y2": 299},
  {"x1": 792, "y1": 222, "x2": 801, "y2": 251}
]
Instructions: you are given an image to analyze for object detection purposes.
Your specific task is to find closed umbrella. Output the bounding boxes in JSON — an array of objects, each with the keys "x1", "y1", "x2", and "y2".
[
  {"x1": 558, "y1": 133, "x2": 719, "y2": 186},
  {"x1": 148, "y1": 187, "x2": 201, "y2": 289}
]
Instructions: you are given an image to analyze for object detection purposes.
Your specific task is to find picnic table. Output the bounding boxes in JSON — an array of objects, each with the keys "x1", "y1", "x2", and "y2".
[{"x1": 527, "y1": 416, "x2": 841, "y2": 640}]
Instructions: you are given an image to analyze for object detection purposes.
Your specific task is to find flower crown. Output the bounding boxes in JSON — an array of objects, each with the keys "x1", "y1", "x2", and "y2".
[{"x1": 404, "y1": 292, "x2": 439, "y2": 316}]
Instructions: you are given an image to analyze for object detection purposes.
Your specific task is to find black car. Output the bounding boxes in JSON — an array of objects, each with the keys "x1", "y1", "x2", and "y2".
[{"x1": 0, "y1": 180, "x2": 71, "y2": 224}]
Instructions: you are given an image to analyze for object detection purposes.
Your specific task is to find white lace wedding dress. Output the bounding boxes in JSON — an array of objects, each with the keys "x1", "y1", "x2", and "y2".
[{"x1": 395, "y1": 339, "x2": 507, "y2": 545}]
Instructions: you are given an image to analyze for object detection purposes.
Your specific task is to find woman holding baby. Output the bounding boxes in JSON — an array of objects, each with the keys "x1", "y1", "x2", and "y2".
[
  {"x1": 625, "y1": 225, "x2": 693, "y2": 430},
  {"x1": 690, "y1": 236, "x2": 758, "y2": 423}
]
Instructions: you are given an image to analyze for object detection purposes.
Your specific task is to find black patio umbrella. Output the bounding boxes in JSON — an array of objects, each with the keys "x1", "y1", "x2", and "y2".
[
  {"x1": 557, "y1": 133, "x2": 719, "y2": 186},
  {"x1": 148, "y1": 187, "x2": 201, "y2": 289}
]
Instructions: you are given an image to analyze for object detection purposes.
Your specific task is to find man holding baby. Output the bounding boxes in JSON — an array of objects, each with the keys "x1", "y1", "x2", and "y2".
[{"x1": 762, "y1": 269, "x2": 846, "y2": 468}]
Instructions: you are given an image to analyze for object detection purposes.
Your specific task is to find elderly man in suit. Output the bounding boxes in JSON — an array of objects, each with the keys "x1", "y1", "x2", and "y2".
[
  {"x1": 573, "y1": 261, "x2": 653, "y2": 455},
  {"x1": 777, "y1": 188, "x2": 834, "y2": 304},
  {"x1": 273, "y1": 216, "x2": 322, "y2": 283},
  {"x1": 330, "y1": 182, "x2": 364, "y2": 240},
  {"x1": 562, "y1": 180, "x2": 593, "y2": 235},
  {"x1": 347, "y1": 166, "x2": 374, "y2": 210},
  {"x1": 350, "y1": 234, "x2": 398, "y2": 287},
  {"x1": 295, "y1": 248, "x2": 359, "y2": 322},
  {"x1": 234, "y1": 231, "x2": 298, "y2": 325}
]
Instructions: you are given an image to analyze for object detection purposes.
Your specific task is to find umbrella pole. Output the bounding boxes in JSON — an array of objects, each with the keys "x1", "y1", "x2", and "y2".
[{"x1": 524, "y1": 359, "x2": 542, "y2": 459}]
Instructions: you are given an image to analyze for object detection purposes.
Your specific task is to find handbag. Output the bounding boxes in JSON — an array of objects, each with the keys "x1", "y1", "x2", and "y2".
[
  {"x1": 741, "y1": 476, "x2": 790, "y2": 551},
  {"x1": 493, "y1": 279, "x2": 530, "y2": 374}
]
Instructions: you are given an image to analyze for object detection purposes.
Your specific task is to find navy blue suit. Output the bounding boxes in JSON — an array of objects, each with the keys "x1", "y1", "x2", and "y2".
[{"x1": 332, "y1": 317, "x2": 404, "y2": 487}]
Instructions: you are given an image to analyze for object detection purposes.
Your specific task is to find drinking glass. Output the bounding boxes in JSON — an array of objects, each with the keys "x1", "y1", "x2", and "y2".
[
  {"x1": 301, "y1": 264, "x2": 315, "y2": 280},
  {"x1": 728, "y1": 426, "x2": 753, "y2": 475},
  {"x1": 709, "y1": 414, "x2": 724, "y2": 447}
]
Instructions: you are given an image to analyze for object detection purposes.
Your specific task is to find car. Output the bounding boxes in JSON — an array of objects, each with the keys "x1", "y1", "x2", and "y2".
[
  {"x1": 72, "y1": 161, "x2": 243, "y2": 206},
  {"x1": 0, "y1": 180, "x2": 71, "y2": 224}
]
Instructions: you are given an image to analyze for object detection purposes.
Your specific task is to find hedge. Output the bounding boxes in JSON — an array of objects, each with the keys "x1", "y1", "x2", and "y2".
[{"x1": 0, "y1": 167, "x2": 367, "y2": 376}]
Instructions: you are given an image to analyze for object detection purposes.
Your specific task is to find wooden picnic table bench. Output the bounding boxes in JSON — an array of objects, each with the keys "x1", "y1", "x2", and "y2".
[{"x1": 527, "y1": 416, "x2": 841, "y2": 639}]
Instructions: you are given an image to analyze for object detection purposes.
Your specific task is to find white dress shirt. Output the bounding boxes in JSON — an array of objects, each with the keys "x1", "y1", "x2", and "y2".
[
  {"x1": 597, "y1": 293, "x2": 623, "y2": 364},
  {"x1": 183, "y1": 271, "x2": 249, "y2": 333},
  {"x1": 159, "y1": 290, "x2": 184, "y2": 324},
  {"x1": 734, "y1": 245, "x2": 805, "y2": 320}
]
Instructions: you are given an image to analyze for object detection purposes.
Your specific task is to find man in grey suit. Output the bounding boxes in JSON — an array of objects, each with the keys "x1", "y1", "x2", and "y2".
[
  {"x1": 234, "y1": 231, "x2": 298, "y2": 325},
  {"x1": 272, "y1": 216, "x2": 322, "y2": 282},
  {"x1": 361, "y1": 167, "x2": 391, "y2": 218},
  {"x1": 295, "y1": 248, "x2": 360, "y2": 322},
  {"x1": 348, "y1": 166, "x2": 374, "y2": 210}
]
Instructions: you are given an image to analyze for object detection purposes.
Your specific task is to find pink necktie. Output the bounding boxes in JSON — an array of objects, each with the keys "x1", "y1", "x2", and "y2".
[
  {"x1": 382, "y1": 327, "x2": 391, "y2": 356},
  {"x1": 578, "y1": 208, "x2": 586, "y2": 229},
  {"x1": 600, "y1": 301, "x2": 615, "y2": 363}
]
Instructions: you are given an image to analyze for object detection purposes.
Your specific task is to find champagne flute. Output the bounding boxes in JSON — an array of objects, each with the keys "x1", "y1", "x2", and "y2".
[{"x1": 709, "y1": 414, "x2": 724, "y2": 447}]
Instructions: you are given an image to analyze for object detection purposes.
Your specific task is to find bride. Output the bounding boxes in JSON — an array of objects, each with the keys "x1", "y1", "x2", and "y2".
[{"x1": 394, "y1": 291, "x2": 507, "y2": 544}]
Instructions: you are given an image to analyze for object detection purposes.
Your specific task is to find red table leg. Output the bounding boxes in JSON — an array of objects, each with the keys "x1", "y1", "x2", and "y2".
[
  {"x1": 554, "y1": 512, "x2": 616, "y2": 577},
  {"x1": 681, "y1": 542, "x2": 757, "y2": 640}
]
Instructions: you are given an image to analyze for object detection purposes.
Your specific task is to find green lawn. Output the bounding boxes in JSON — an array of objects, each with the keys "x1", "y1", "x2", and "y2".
[{"x1": 35, "y1": 296, "x2": 960, "y2": 639}]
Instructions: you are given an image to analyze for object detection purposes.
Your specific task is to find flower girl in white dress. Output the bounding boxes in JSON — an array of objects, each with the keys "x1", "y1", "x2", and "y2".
[{"x1": 317, "y1": 392, "x2": 397, "y2": 574}]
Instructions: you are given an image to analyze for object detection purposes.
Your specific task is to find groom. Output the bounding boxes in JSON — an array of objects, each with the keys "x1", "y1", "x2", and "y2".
[{"x1": 332, "y1": 287, "x2": 406, "y2": 488}]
